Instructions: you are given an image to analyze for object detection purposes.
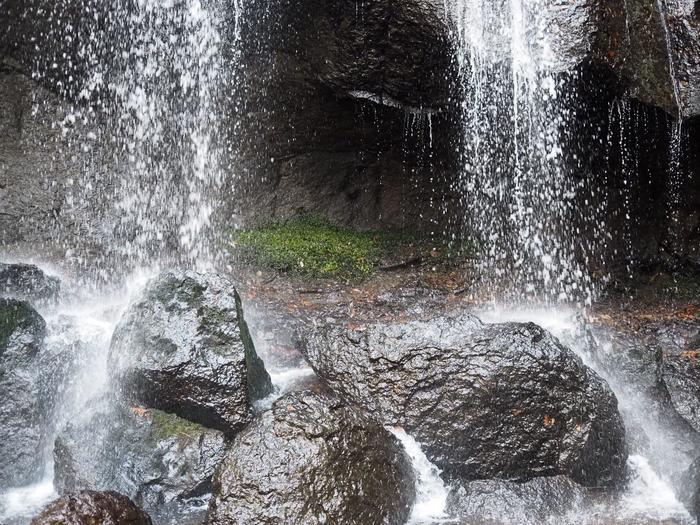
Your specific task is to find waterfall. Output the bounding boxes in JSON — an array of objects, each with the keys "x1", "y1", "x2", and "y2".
[
  {"x1": 451, "y1": 0, "x2": 599, "y2": 305},
  {"x1": 59, "y1": 0, "x2": 237, "y2": 271}
]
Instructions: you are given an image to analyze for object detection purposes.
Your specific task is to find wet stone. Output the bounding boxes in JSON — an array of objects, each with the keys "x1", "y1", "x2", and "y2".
[
  {"x1": 298, "y1": 312, "x2": 628, "y2": 487},
  {"x1": 207, "y1": 390, "x2": 416, "y2": 525}
]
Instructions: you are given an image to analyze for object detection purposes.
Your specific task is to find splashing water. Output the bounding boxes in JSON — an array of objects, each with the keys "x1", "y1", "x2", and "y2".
[
  {"x1": 450, "y1": 0, "x2": 599, "y2": 305},
  {"x1": 0, "y1": 264, "x2": 157, "y2": 523},
  {"x1": 103, "y1": 0, "x2": 228, "y2": 268},
  {"x1": 389, "y1": 428, "x2": 451, "y2": 525}
]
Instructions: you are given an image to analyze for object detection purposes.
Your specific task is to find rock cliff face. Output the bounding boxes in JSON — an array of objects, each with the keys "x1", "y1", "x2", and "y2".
[
  {"x1": 0, "y1": 0, "x2": 698, "y2": 272},
  {"x1": 596, "y1": 0, "x2": 700, "y2": 118}
]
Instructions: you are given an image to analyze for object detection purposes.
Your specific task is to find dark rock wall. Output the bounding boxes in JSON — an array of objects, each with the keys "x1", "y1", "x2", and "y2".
[
  {"x1": 226, "y1": 0, "x2": 462, "y2": 232},
  {"x1": 0, "y1": 59, "x2": 113, "y2": 252}
]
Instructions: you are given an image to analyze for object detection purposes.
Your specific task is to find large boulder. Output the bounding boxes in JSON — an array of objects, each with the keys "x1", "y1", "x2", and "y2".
[
  {"x1": 297, "y1": 312, "x2": 628, "y2": 486},
  {"x1": 108, "y1": 270, "x2": 273, "y2": 435},
  {"x1": 658, "y1": 331, "x2": 700, "y2": 433},
  {"x1": 0, "y1": 298, "x2": 47, "y2": 487},
  {"x1": 30, "y1": 490, "x2": 152, "y2": 525},
  {"x1": 54, "y1": 398, "x2": 227, "y2": 523},
  {"x1": 206, "y1": 390, "x2": 415, "y2": 525},
  {"x1": 0, "y1": 263, "x2": 60, "y2": 303}
]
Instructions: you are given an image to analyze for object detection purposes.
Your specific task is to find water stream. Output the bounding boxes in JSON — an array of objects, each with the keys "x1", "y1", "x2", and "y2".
[{"x1": 0, "y1": 264, "x2": 156, "y2": 522}]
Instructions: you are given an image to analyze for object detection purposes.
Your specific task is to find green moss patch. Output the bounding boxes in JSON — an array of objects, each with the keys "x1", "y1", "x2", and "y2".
[
  {"x1": 150, "y1": 410, "x2": 207, "y2": 442},
  {"x1": 231, "y1": 217, "x2": 381, "y2": 280},
  {"x1": 229, "y1": 217, "x2": 469, "y2": 281}
]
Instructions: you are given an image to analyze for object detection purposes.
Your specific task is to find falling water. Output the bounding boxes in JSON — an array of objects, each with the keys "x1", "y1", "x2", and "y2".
[
  {"x1": 53, "y1": 0, "x2": 236, "y2": 272},
  {"x1": 109, "y1": 0, "x2": 228, "y2": 268},
  {"x1": 1, "y1": 0, "x2": 243, "y2": 521},
  {"x1": 451, "y1": 0, "x2": 598, "y2": 304}
]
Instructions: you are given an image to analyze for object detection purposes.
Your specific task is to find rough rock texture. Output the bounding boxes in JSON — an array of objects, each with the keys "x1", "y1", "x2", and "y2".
[
  {"x1": 0, "y1": 57, "x2": 113, "y2": 254},
  {"x1": 658, "y1": 330, "x2": 700, "y2": 433},
  {"x1": 0, "y1": 298, "x2": 47, "y2": 487},
  {"x1": 298, "y1": 313, "x2": 627, "y2": 486},
  {"x1": 230, "y1": 0, "x2": 461, "y2": 232},
  {"x1": 54, "y1": 398, "x2": 226, "y2": 523},
  {"x1": 0, "y1": 262, "x2": 60, "y2": 302},
  {"x1": 595, "y1": 0, "x2": 700, "y2": 117},
  {"x1": 30, "y1": 490, "x2": 152, "y2": 525},
  {"x1": 680, "y1": 456, "x2": 700, "y2": 520},
  {"x1": 446, "y1": 476, "x2": 588, "y2": 525},
  {"x1": 108, "y1": 270, "x2": 273, "y2": 434},
  {"x1": 207, "y1": 390, "x2": 415, "y2": 525}
]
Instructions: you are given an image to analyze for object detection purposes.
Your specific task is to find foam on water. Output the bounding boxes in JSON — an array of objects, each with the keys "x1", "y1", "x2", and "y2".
[
  {"x1": 621, "y1": 455, "x2": 690, "y2": 520},
  {"x1": 0, "y1": 478, "x2": 56, "y2": 523}
]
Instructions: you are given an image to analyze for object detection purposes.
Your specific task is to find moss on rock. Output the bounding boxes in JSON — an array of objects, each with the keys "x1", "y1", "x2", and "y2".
[{"x1": 149, "y1": 409, "x2": 208, "y2": 442}]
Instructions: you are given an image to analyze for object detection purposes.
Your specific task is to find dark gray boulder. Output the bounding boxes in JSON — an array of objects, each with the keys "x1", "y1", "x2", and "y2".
[
  {"x1": 0, "y1": 263, "x2": 60, "y2": 302},
  {"x1": 658, "y1": 331, "x2": 700, "y2": 433},
  {"x1": 297, "y1": 312, "x2": 627, "y2": 487},
  {"x1": 30, "y1": 490, "x2": 152, "y2": 525},
  {"x1": 108, "y1": 270, "x2": 272, "y2": 435},
  {"x1": 446, "y1": 475, "x2": 588, "y2": 525},
  {"x1": 206, "y1": 390, "x2": 415, "y2": 525},
  {"x1": 54, "y1": 398, "x2": 227, "y2": 523},
  {"x1": 0, "y1": 298, "x2": 47, "y2": 487}
]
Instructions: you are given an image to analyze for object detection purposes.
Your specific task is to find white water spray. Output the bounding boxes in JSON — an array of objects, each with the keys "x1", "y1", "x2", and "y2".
[{"x1": 451, "y1": 0, "x2": 599, "y2": 304}]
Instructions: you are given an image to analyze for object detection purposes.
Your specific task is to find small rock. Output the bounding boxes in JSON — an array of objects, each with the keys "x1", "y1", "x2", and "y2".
[
  {"x1": 446, "y1": 476, "x2": 588, "y2": 525},
  {"x1": 0, "y1": 298, "x2": 47, "y2": 487},
  {"x1": 30, "y1": 490, "x2": 152, "y2": 525},
  {"x1": 0, "y1": 263, "x2": 60, "y2": 303},
  {"x1": 658, "y1": 331, "x2": 700, "y2": 433},
  {"x1": 54, "y1": 397, "x2": 227, "y2": 522}
]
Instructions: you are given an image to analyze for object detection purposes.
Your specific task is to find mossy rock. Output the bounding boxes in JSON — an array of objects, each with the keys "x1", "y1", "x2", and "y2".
[{"x1": 149, "y1": 409, "x2": 208, "y2": 443}]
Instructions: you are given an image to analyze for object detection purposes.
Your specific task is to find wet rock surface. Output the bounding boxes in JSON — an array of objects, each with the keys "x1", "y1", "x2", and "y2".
[
  {"x1": 0, "y1": 298, "x2": 47, "y2": 487},
  {"x1": 596, "y1": 0, "x2": 700, "y2": 117},
  {"x1": 207, "y1": 390, "x2": 415, "y2": 525},
  {"x1": 680, "y1": 456, "x2": 700, "y2": 520},
  {"x1": 30, "y1": 490, "x2": 152, "y2": 525},
  {"x1": 108, "y1": 270, "x2": 272, "y2": 434},
  {"x1": 298, "y1": 312, "x2": 628, "y2": 486},
  {"x1": 0, "y1": 263, "x2": 59, "y2": 303},
  {"x1": 446, "y1": 475, "x2": 588, "y2": 525},
  {"x1": 233, "y1": 0, "x2": 461, "y2": 233},
  {"x1": 658, "y1": 330, "x2": 700, "y2": 433},
  {"x1": 54, "y1": 398, "x2": 226, "y2": 523}
]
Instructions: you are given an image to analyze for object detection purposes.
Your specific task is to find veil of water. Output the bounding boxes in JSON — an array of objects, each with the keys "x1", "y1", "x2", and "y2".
[
  {"x1": 451, "y1": 0, "x2": 598, "y2": 305},
  {"x1": 1, "y1": 0, "x2": 242, "y2": 521},
  {"x1": 53, "y1": 0, "x2": 237, "y2": 271}
]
